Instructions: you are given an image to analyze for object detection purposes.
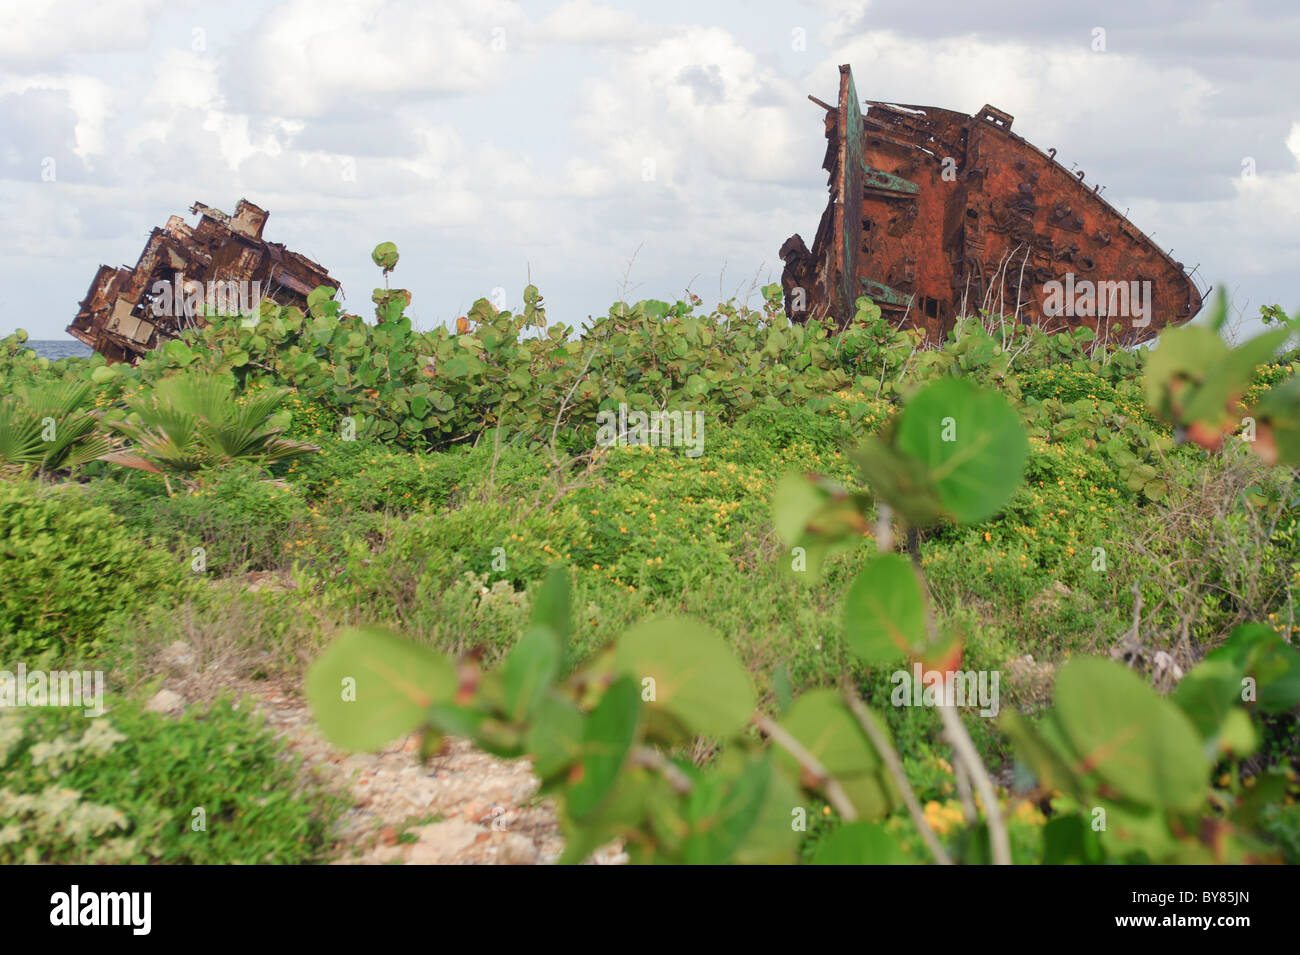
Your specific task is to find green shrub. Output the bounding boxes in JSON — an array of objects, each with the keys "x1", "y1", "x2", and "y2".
[
  {"x1": 0, "y1": 696, "x2": 342, "y2": 864},
  {"x1": 0, "y1": 480, "x2": 180, "y2": 656},
  {"x1": 285, "y1": 438, "x2": 471, "y2": 512},
  {"x1": 732, "y1": 403, "x2": 857, "y2": 457},
  {"x1": 1260, "y1": 801, "x2": 1300, "y2": 864},
  {"x1": 83, "y1": 463, "x2": 315, "y2": 575}
]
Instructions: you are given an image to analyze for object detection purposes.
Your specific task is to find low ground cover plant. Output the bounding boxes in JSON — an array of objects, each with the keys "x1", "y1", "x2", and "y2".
[{"x1": 1, "y1": 243, "x2": 1296, "y2": 863}]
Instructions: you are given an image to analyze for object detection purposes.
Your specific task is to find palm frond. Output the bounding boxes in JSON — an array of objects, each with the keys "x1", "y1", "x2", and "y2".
[{"x1": 102, "y1": 372, "x2": 320, "y2": 476}]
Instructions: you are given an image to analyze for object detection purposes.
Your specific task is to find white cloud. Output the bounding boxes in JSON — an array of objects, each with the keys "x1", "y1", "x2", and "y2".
[
  {"x1": 535, "y1": 0, "x2": 647, "y2": 45},
  {"x1": 0, "y1": 0, "x2": 164, "y2": 65},
  {"x1": 235, "y1": 0, "x2": 527, "y2": 117},
  {"x1": 570, "y1": 25, "x2": 812, "y2": 192},
  {"x1": 823, "y1": 30, "x2": 1215, "y2": 150},
  {"x1": 0, "y1": 0, "x2": 1297, "y2": 339},
  {"x1": 0, "y1": 73, "x2": 115, "y2": 161},
  {"x1": 807, "y1": 0, "x2": 872, "y2": 42}
]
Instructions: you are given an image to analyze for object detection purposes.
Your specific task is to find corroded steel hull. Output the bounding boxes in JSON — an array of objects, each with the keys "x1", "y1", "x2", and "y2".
[
  {"x1": 67, "y1": 199, "x2": 339, "y2": 363},
  {"x1": 781, "y1": 65, "x2": 1205, "y2": 344}
]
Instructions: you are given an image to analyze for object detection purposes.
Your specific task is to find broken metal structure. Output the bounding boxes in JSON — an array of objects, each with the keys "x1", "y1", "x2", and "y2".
[
  {"x1": 68, "y1": 199, "x2": 339, "y2": 363},
  {"x1": 781, "y1": 65, "x2": 1206, "y2": 344}
]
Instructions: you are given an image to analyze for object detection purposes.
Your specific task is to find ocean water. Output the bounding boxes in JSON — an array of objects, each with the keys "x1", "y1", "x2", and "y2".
[{"x1": 23, "y1": 340, "x2": 95, "y2": 361}]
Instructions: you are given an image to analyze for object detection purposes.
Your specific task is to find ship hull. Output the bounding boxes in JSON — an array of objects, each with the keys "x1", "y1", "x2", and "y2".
[{"x1": 781, "y1": 65, "x2": 1204, "y2": 345}]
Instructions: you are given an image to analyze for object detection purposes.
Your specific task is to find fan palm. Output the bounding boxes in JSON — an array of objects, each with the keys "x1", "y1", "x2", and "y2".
[
  {"x1": 104, "y1": 374, "x2": 318, "y2": 491},
  {"x1": 0, "y1": 380, "x2": 113, "y2": 478}
]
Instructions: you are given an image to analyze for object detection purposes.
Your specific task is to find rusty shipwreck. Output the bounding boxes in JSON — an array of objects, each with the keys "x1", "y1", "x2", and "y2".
[
  {"x1": 780, "y1": 65, "x2": 1206, "y2": 344},
  {"x1": 68, "y1": 199, "x2": 339, "y2": 363}
]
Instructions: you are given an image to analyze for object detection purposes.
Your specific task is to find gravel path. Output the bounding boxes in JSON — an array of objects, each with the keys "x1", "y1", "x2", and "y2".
[{"x1": 145, "y1": 640, "x2": 626, "y2": 865}]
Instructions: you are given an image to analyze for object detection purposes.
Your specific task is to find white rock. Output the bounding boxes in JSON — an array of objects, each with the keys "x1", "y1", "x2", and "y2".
[
  {"x1": 405, "y1": 819, "x2": 481, "y2": 864},
  {"x1": 497, "y1": 834, "x2": 539, "y2": 866},
  {"x1": 159, "y1": 640, "x2": 197, "y2": 671},
  {"x1": 145, "y1": 688, "x2": 185, "y2": 716}
]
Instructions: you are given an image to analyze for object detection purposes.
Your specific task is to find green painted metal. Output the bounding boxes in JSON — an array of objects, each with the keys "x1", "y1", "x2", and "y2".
[
  {"x1": 859, "y1": 278, "x2": 912, "y2": 308},
  {"x1": 836, "y1": 66, "x2": 865, "y2": 326},
  {"x1": 862, "y1": 166, "x2": 920, "y2": 195}
]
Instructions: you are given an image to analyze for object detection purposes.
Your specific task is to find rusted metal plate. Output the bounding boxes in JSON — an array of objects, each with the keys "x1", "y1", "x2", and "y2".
[
  {"x1": 67, "y1": 199, "x2": 340, "y2": 363},
  {"x1": 781, "y1": 65, "x2": 1205, "y2": 345}
]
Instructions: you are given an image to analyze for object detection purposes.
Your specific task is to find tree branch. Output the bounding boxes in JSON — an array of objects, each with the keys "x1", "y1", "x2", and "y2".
[
  {"x1": 843, "y1": 688, "x2": 953, "y2": 865},
  {"x1": 629, "y1": 746, "x2": 694, "y2": 795},
  {"x1": 753, "y1": 713, "x2": 858, "y2": 822}
]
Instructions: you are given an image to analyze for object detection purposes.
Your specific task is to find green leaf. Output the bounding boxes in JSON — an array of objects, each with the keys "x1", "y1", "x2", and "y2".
[
  {"x1": 772, "y1": 472, "x2": 824, "y2": 544},
  {"x1": 811, "y1": 821, "x2": 914, "y2": 864},
  {"x1": 561, "y1": 768, "x2": 655, "y2": 864},
  {"x1": 1041, "y1": 815, "x2": 1105, "y2": 864},
  {"x1": 305, "y1": 626, "x2": 456, "y2": 752},
  {"x1": 1054, "y1": 657, "x2": 1207, "y2": 811},
  {"x1": 772, "y1": 664, "x2": 794, "y2": 717},
  {"x1": 371, "y1": 242, "x2": 399, "y2": 271},
  {"x1": 1252, "y1": 376, "x2": 1300, "y2": 465},
  {"x1": 683, "y1": 756, "x2": 773, "y2": 864},
  {"x1": 162, "y1": 340, "x2": 195, "y2": 366},
  {"x1": 842, "y1": 553, "x2": 926, "y2": 665},
  {"x1": 1171, "y1": 656, "x2": 1243, "y2": 741},
  {"x1": 1209, "y1": 623, "x2": 1300, "y2": 712},
  {"x1": 527, "y1": 696, "x2": 585, "y2": 782},
  {"x1": 1142, "y1": 325, "x2": 1230, "y2": 421},
  {"x1": 529, "y1": 565, "x2": 571, "y2": 644},
  {"x1": 999, "y1": 710, "x2": 1083, "y2": 799},
  {"x1": 772, "y1": 690, "x2": 895, "y2": 820},
  {"x1": 849, "y1": 437, "x2": 945, "y2": 527},
  {"x1": 568, "y1": 675, "x2": 641, "y2": 821},
  {"x1": 614, "y1": 617, "x2": 756, "y2": 740},
  {"x1": 501, "y1": 625, "x2": 562, "y2": 723},
  {"x1": 731, "y1": 756, "x2": 802, "y2": 864},
  {"x1": 1217, "y1": 707, "x2": 1257, "y2": 758},
  {"x1": 424, "y1": 702, "x2": 486, "y2": 739},
  {"x1": 894, "y1": 377, "x2": 1028, "y2": 524}
]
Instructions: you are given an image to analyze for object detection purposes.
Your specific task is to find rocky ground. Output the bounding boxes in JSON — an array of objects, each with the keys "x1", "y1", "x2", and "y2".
[{"x1": 142, "y1": 639, "x2": 626, "y2": 865}]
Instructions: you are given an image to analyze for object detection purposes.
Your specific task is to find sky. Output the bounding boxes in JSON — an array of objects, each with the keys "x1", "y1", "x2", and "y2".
[{"x1": 1, "y1": 0, "x2": 1298, "y2": 340}]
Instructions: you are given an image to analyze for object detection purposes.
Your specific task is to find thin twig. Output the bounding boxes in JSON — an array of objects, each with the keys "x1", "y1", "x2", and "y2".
[
  {"x1": 629, "y1": 746, "x2": 694, "y2": 795},
  {"x1": 902, "y1": 515, "x2": 1012, "y2": 864},
  {"x1": 754, "y1": 713, "x2": 858, "y2": 822},
  {"x1": 843, "y1": 688, "x2": 953, "y2": 865},
  {"x1": 937, "y1": 703, "x2": 1011, "y2": 864},
  {"x1": 549, "y1": 344, "x2": 599, "y2": 454},
  {"x1": 953, "y1": 757, "x2": 977, "y2": 823},
  {"x1": 874, "y1": 502, "x2": 895, "y2": 555}
]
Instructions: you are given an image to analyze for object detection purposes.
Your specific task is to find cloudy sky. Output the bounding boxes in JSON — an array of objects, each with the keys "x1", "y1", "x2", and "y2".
[{"x1": 1, "y1": 0, "x2": 1297, "y2": 340}]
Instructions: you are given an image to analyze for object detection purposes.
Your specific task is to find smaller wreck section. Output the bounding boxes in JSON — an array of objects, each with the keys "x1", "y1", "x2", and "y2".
[
  {"x1": 68, "y1": 199, "x2": 340, "y2": 363},
  {"x1": 782, "y1": 65, "x2": 1206, "y2": 345}
]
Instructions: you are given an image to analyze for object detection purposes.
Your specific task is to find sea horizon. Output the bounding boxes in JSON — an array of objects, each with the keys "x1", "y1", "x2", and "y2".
[{"x1": 19, "y1": 339, "x2": 95, "y2": 361}]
